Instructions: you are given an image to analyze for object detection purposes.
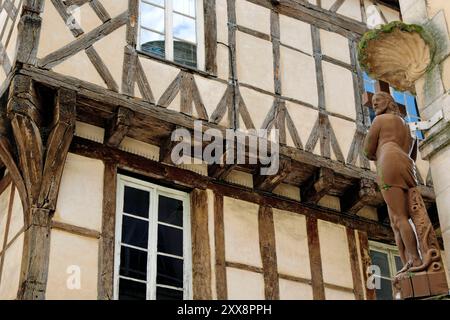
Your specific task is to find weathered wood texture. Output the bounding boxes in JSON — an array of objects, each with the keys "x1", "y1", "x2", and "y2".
[
  {"x1": 214, "y1": 192, "x2": 227, "y2": 299},
  {"x1": 258, "y1": 205, "x2": 279, "y2": 299},
  {"x1": 98, "y1": 161, "x2": 117, "y2": 300},
  {"x1": 70, "y1": 136, "x2": 395, "y2": 242},
  {"x1": 191, "y1": 189, "x2": 213, "y2": 300},
  {"x1": 306, "y1": 216, "x2": 325, "y2": 300},
  {"x1": 357, "y1": 230, "x2": 376, "y2": 300},
  {"x1": 346, "y1": 227, "x2": 365, "y2": 300}
]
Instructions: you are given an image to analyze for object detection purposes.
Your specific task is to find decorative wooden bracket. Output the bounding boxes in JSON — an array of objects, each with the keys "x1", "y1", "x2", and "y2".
[
  {"x1": 254, "y1": 156, "x2": 291, "y2": 192},
  {"x1": 1, "y1": 74, "x2": 77, "y2": 300},
  {"x1": 301, "y1": 167, "x2": 334, "y2": 204},
  {"x1": 104, "y1": 107, "x2": 134, "y2": 148},
  {"x1": 341, "y1": 178, "x2": 383, "y2": 214}
]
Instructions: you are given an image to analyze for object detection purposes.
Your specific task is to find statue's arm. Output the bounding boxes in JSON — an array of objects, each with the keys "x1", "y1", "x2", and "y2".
[{"x1": 363, "y1": 118, "x2": 381, "y2": 161}]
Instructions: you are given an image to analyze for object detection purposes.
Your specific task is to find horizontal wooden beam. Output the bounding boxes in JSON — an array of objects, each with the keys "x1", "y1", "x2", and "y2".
[
  {"x1": 18, "y1": 65, "x2": 436, "y2": 204},
  {"x1": 70, "y1": 137, "x2": 395, "y2": 242}
]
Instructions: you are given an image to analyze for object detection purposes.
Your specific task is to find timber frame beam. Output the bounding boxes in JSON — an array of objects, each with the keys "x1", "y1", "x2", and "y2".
[
  {"x1": 15, "y1": 64, "x2": 436, "y2": 207},
  {"x1": 0, "y1": 73, "x2": 76, "y2": 300}
]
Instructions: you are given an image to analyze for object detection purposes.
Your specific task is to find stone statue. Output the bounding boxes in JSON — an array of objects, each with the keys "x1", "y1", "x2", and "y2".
[{"x1": 363, "y1": 92, "x2": 447, "y2": 299}]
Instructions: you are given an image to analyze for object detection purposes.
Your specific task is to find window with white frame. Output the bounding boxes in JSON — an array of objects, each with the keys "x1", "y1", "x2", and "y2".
[
  {"x1": 114, "y1": 175, "x2": 192, "y2": 300},
  {"x1": 138, "y1": 0, "x2": 205, "y2": 69},
  {"x1": 369, "y1": 241, "x2": 403, "y2": 300}
]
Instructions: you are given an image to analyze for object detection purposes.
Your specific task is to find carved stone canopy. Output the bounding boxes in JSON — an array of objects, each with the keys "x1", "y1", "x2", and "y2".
[{"x1": 358, "y1": 21, "x2": 435, "y2": 93}]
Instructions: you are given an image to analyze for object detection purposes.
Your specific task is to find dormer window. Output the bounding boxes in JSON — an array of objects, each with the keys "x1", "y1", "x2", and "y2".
[{"x1": 139, "y1": 0, "x2": 205, "y2": 70}]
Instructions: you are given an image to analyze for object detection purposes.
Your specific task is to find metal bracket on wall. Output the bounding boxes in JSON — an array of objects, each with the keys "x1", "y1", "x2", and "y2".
[{"x1": 409, "y1": 110, "x2": 444, "y2": 132}]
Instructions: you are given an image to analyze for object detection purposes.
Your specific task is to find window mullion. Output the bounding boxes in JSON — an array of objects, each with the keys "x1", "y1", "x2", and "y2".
[
  {"x1": 196, "y1": 0, "x2": 205, "y2": 70},
  {"x1": 166, "y1": 0, "x2": 174, "y2": 61},
  {"x1": 147, "y1": 190, "x2": 158, "y2": 300}
]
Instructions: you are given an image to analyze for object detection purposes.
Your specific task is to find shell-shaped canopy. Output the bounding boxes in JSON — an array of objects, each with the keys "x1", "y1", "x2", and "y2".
[{"x1": 358, "y1": 22, "x2": 435, "y2": 93}]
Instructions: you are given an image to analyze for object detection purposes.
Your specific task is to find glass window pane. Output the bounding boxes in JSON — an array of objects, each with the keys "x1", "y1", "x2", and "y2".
[
  {"x1": 174, "y1": 41, "x2": 197, "y2": 68},
  {"x1": 140, "y1": 29, "x2": 165, "y2": 58},
  {"x1": 157, "y1": 255, "x2": 183, "y2": 288},
  {"x1": 370, "y1": 250, "x2": 390, "y2": 278},
  {"x1": 119, "y1": 278, "x2": 147, "y2": 300},
  {"x1": 394, "y1": 255, "x2": 403, "y2": 274},
  {"x1": 123, "y1": 186, "x2": 150, "y2": 218},
  {"x1": 158, "y1": 224, "x2": 183, "y2": 256},
  {"x1": 173, "y1": 13, "x2": 196, "y2": 43},
  {"x1": 375, "y1": 277, "x2": 393, "y2": 300},
  {"x1": 392, "y1": 90, "x2": 405, "y2": 106},
  {"x1": 156, "y1": 286, "x2": 183, "y2": 300},
  {"x1": 141, "y1": 2, "x2": 165, "y2": 33},
  {"x1": 120, "y1": 246, "x2": 148, "y2": 281},
  {"x1": 122, "y1": 215, "x2": 149, "y2": 249},
  {"x1": 158, "y1": 195, "x2": 183, "y2": 227},
  {"x1": 173, "y1": 0, "x2": 196, "y2": 17}
]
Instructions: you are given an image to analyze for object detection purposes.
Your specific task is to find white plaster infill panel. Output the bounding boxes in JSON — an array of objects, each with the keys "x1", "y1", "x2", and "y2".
[
  {"x1": 279, "y1": 279, "x2": 313, "y2": 300},
  {"x1": 280, "y1": 46, "x2": 318, "y2": 107},
  {"x1": 0, "y1": 233, "x2": 24, "y2": 300},
  {"x1": 223, "y1": 197, "x2": 261, "y2": 267},
  {"x1": 226, "y1": 267, "x2": 265, "y2": 300},
  {"x1": 273, "y1": 208, "x2": 311, "y2": 279},
  {"x1": 322, "y1": 61, "x2": 356, "y2": 120},
  {"x1": 46, "y1": 230, "x2": 99, "y2": 300},
  {"x1": 318, "y1": 219, "x2": 354, "y2": 289},
  {"x1": 320, "y1": 29, "x2": 351, "y2": 64},
  {"x1": 236, "y1": 31, "x2": 274, "y2": 93},
  {"x1": 54, "y1": 153, "x2": 104, "y2": 232},
  {"x1": 279, "y1": 15, "x2": 313, "y2": 55},
  {"x1": 235, "y1": 0, "x2": 271, "y2": 35}
]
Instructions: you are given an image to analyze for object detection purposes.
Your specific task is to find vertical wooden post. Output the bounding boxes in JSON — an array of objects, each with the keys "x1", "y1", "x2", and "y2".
[
  {"x1": 346, "y1": 227, "x2": 365, "y2": 300},
  {"x1": 17, "y1": 207, "x2": 53, "y2": 300},
  {"x1": 357, "y1": 230, "x2": 376, "y2": 300},
  {"x1": 258, "y1": 205, "x2": 279, "y2": 300},
  {"x1": 191, "y1": 188, "x2": 212, "y2": 299},
  {"x1": 214, "y1": 192, "x2": 227, "y2": 299},
  {"x1": 306, "y1": 216, "x2": 325, "y2": 300},
  {"x1": 98, "y1": 162, "x2": 117, "y2": 300}
]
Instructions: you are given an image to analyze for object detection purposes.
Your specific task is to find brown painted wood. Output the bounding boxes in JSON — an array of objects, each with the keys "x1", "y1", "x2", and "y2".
[
  {"x1": 226, "y1": 261, "x2": 263, "y2": 274},
  {"x1": 191, "y1": 189, "x2": 213, "y2": 299},
  {"x1": 214, "y1": 192, "x2": 227, "y2": 299},
  {"x1": 357, "y1": 230, "x2": 376, "y2": 300},
  {"x1": 346, "y1": 227, "x2": 365, "y2": 300},
  {"x1": 85, "y1": 46, "x2": 119, "y2": 92},
  {"x1": 306, "y1": 216, "x2": 325, "y2": 300},
  {"x1": 258, "y1": 206, "x2": 279, "y2": 299},
  {"x1": 98, "y1": 161, "x2": 117, "y2": 300}
]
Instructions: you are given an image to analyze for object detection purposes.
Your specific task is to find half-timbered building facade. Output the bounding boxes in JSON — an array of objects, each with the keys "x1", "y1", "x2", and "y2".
[{"x1": 0, "y1": 0, "x2": 448, "y2": 300}]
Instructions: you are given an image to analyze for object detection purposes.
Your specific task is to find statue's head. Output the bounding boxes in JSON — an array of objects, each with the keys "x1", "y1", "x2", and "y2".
[{"x1": 372, "y1": 92, "x2": 400, "y2": 116}]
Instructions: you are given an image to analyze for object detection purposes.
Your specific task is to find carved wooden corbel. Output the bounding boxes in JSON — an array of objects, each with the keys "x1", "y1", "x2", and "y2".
[{"x1": 2, "y1": 74, "x2": 77, "y2": 300}]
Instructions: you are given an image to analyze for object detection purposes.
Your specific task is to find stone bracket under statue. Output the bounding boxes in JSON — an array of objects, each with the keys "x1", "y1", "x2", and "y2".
[{"x1": 392, "y1": 188, "x2": 448, "y2": 299}]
